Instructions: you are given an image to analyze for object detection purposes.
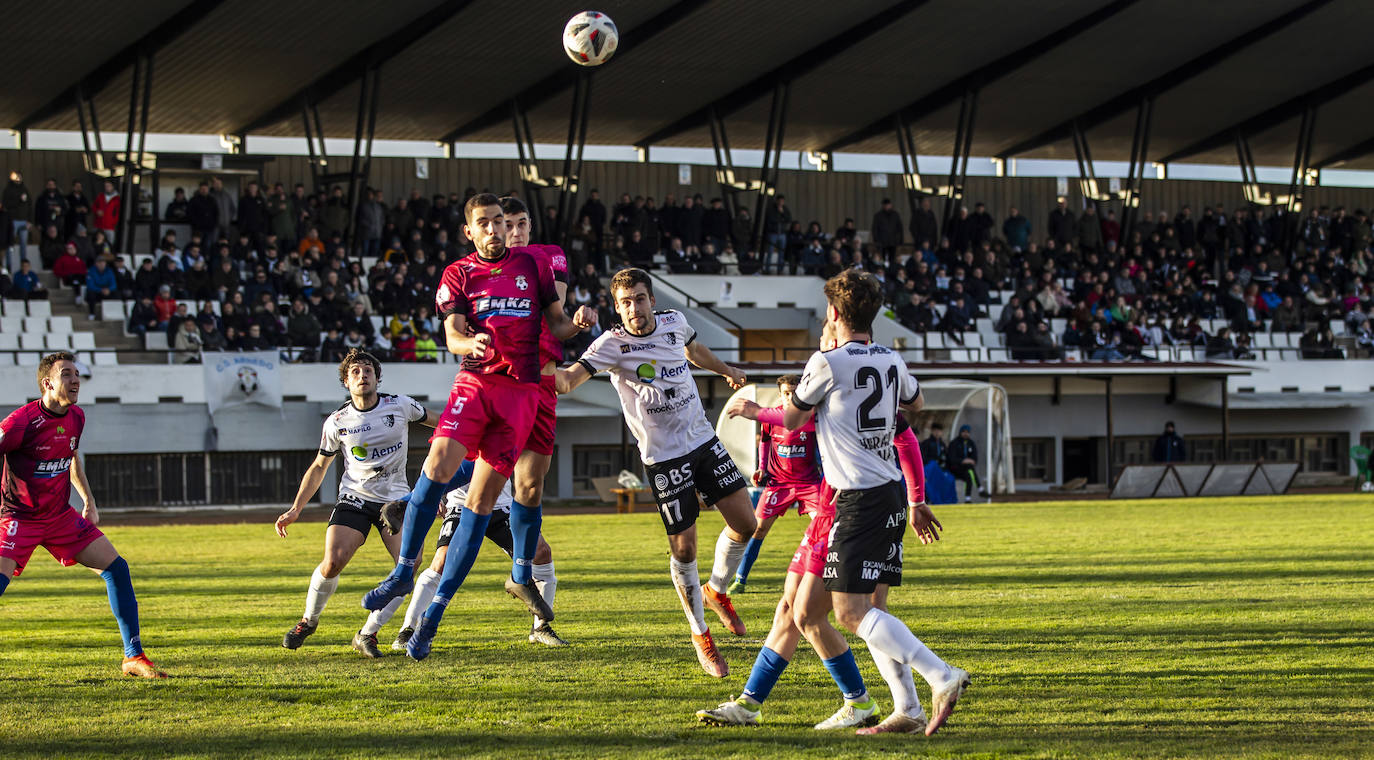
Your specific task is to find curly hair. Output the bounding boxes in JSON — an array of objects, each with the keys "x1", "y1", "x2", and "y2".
[{"x1": 337, "y1": 348, "x2": 382, "y2": 389}]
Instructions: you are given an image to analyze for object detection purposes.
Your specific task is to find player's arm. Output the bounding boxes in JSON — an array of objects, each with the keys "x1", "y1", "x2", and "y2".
[
  {"x1": 276, "y1": 452, "x2": 335, "y2": 537},
  {"x1": 782, "y1": 395, "x2": 816, "y2": 431},
  {"x1": 70, "y1": 454, "x2": 99, "y2": 526},
  {"x1": 895, "y1": 423, "x2": 941, "y2": 545},
  {"x1": 554, "y1": 360, "x2": 594, "y2": 395},
  {"x1": 421, "y1": 408, "x2": 441, "y2": 428},
  {"x1": 442, "y1": 312, "x2": 490, "y2": 358},
  {"x1": 685, "y1": 340, "x2": 745, "y2": 389},
  {"x1": 785, "y1": 352, "x2": 830, "y2": 430},
  {"x1": 543, "y1": 299, "x2": 595, "y2": 341}
]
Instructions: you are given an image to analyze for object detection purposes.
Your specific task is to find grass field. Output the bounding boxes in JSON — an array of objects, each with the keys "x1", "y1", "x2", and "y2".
[{"x1": 0, "y1": 494, "x2": 1371, "y2": 759}]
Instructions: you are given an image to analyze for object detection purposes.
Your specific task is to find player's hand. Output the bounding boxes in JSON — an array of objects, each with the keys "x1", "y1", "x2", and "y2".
[
  {"x1": 82, "y1": 501, "x2": 100, "y2": 526},
  {"x1": 909, "y1": 502, "x2": 942, "y2": 545},
  {"x1": 572, "y1": 305, "x2": 597, "y2": 330},
  {"x1": 722, "y1": 366, "x2": 747, "y2": 390},
  {"x1": 726, "y1": 397, "x2": 761, "y2": 420},
  {"x1": 275, "y1": 507, "x2": 300, "y2": 537},
  {"x1": 465, "y1": 332, "x2": 492, "y2": 359},
  {"x1": 751, "y1": 470, "x2": 764, "y2": 486}
]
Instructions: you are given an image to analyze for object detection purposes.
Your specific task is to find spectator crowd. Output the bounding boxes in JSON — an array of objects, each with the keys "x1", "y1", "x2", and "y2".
[{"x1": 4, "y1": 166, "x2": 1372, "y2": 363}]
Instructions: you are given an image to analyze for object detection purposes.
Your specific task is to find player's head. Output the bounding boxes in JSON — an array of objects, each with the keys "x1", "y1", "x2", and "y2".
[
  {"x1": 822, "y1": 269, "x2": 883, "y2": 336},
  {"x1": 37, "y1": 351, "x2": 80, "y2": 406},
  {"x1": 338, "y1": 348, "x2": 382, "y2": 398},
  {"x1": 500, "y1": 196, "x2": 531, "y2": 248},
  {"x1": 931, "y1": 422, "x2": 944, "y2": 438},
  {"x1": 776, "y1": 374, "x2": 801, "y2": 405},
  {"x1": 609, "y1": 267, "x2": 656, "y2": 335},
  {"x1": 463, "y1": 192, "x2": 506, "y2": 258}
]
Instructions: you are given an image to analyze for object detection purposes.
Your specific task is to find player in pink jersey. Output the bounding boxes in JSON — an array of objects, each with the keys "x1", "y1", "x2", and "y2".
[
  {"x1": 362, "y1": 193, "x2": 595, "y2": 661},
  {"x1": 698, "y1": 322, "x2": 933, "y2": 730},
  {"x1": 723, "y1": 373, "x2": 824, "y2": 594},
  {"x1": 0, "y1": 352, "x2": 166, "y2": 678}
]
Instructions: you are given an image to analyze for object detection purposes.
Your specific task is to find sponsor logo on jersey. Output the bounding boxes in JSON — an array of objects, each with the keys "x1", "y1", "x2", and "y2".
[
  {"x1": 659, "y1": 361, "x2": 689, "y2": 380},
  {"x1": 635, "y1": 363, "x2": 657, "y2": 383},
  {"x1": 653, "y1": 474, "x2": 670, "y2": 491},
  {"x1": 56, "y1": 426, "x2": 65, "y2": 434},
  {"x1": 344, "y1": 425, "x2": 373, "y2": 435},
  {"x1": 473, "y1": 296, "x2": 533, "y2": 318},
  {"x1": 349, "y1": 441, "x2": 404, "y2": 462},
  {"x1": 619, "y1": 342, "x2": 657, "y2": 354},
  {"x1": 33, "y1": 458, "x2": 73, "y2": 478},
  {"x1": 337, "y1": 428, "x2": 348, "y2": 438},
  {"x1": 515, "y1": 274, "x2": 528, "y2": 291},
  {"x1": 350, "y1": 445, "x2": 369, "y2": 461}
]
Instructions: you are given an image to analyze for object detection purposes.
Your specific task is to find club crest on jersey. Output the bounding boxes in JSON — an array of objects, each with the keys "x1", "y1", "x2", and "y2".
[
  {"x1": 383, "y1": 414, "x2": 396, "y2": 428},
  {"x1": 515, "y1": 274, "x2": 529, "y2": 291},
  {"x1": 666, "y1": 333, "x2": 677, "y2": 345},
  {"x1": 436, "y1": 283, "x2": 451, "y2": 304}
]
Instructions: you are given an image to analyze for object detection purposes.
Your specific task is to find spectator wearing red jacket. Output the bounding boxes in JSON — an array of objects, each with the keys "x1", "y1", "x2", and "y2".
[
  {"x1": 153, "y1": 284, "x2": 178, "y2": 328},
  {"x1": 92, "y1": 179, "x2": 121, "y2": 243},
  {"x1": 52, "y1": 242, "x2": 88, "y2": 287}
]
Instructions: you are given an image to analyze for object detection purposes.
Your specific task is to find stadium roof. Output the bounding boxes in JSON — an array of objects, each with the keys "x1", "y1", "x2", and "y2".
[{"x1": 7, "y1": 0, "x2": 1374, "y2": 169}]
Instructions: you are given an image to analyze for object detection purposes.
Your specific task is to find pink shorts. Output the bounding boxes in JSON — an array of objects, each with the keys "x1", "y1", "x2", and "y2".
[
  {"x1": 433, "y1": 372, "x2": 539, "y2": 479},
  {"x1": 756, "y1": 482, "x2": 823, "y2": 521},
  {"x1": 788, "y1": 510, "x2": 834, "y2": 577},
  {"x1": 522, "y1": 374, "x2": 558, "y2": 457},
  {"x1": 0, "y1": 509, "x2": 104, "y2": 578}
]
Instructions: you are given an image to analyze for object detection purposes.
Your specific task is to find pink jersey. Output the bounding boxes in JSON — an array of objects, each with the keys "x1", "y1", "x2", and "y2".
[
  {"x1": 756, "y1": 406, "x2": 822, "y2": 486},
  {"x1": 435, "y1": 246, "x2": 557, "y2": 383},
  {"x1": 521, "y1": 244, "x2": 571, "y2": 367},
  {"x1": 0, "y1": 401, "x2": 85, "y2": 520}
]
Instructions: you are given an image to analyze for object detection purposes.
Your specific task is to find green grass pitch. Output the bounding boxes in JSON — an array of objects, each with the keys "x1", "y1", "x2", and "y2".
[{"x1": 0, "y1": 494, "x2": 1370, "y2": 759}]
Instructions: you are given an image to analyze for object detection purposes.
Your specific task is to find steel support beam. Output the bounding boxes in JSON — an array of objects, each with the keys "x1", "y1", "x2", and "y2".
[
  {"x1": 14, "y1": 0, "x2": 225, "y2": 132},
  {"x1": 823, "y1": 0, "x2": 1140, "y2": 155},
  {"x1": 996, "y1": 0, "x2": 1335, "y2": 159},
  {"x1": 750, "y1": 82, "x2": 790, "y2": 262},
  {"x1": 233, "y1": 0, "x2": 476, "y2": 137},
  {"x1": 1119, "y1": 97, "x2": 1154, "y2": 238},
  {"x1": 116, "y1": 53, "x2": 154, "y2": 255},
  {"x1": 342, "y1": 65, "x2": 382, "y2": 254},
  {"x1": 1159, "y1": 61, "x2": 1374, "y2": 164},
  {"x1": 632, "y1": 0, "x2": 930, "y2": 150},
  {"x1": 441, "y1": 0, "x2": 707, "y2": 146},
  {"x1": 941, "y1": 89, "x2": 979, "y2": 236},
  {"x1": 511, "y1": 100, "x2": 550, "y2": 244},
  {"x1": 554, "y1": 71, "x2": 594, "y2": 246},
  {"x1": 1313, "y1": 133, "x2": 1374, "y2": 170},
  {"x1": 1285, "y1": 105, "x2": 1318, "y2": 215},
  {"x1": 894, "y1": 113, "x2": 927, "y2": 233}
]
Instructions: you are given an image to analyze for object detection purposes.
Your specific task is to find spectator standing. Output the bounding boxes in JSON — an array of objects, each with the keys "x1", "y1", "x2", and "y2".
[
  {"x1": 762, "y1": 195, "x2": 791, "y2": 273},
  {"x1": 355, "y1": 188, "x2": 384, "y2": 259},
  {"x1": 871, "y1": 198, "x2": 903, "y2": 262},
  {"x1": 1078, "y1": 205, "x2": 1102, "y2": 252},
  {"x1": 4, "y1": 170, "x2": 33, "y2": 270},
  {"x1": 1048, "y1": 197, "x2": 1077, "y2": 245},
  {"x1": 910, "y1": 196, "x2": 938, "y2": 250},
  {"x1": 65, "y1": 180, "x2": 90, "y2": 238},
  {"x1": 34, "y1": 178, "x2": 68, "y2": 236},
  {"x1": 1002, "y1": 207, "x2": 1030, "y2": 251},
  {"x1": 1151, "y1": 422, "x2": 1186, "y2": 463},
  {"x1": 577, "y1": 189, "x2": 607, "y2": 251},
  {"x1": 209, "y1": 177, "x2": 236, "y2": 243},
  {"x1": 92, "y1": 179, "x2": 121, "y2": 247},
  {"x1": 187, "y1": 182, "x2": 218, "y2": 244}
]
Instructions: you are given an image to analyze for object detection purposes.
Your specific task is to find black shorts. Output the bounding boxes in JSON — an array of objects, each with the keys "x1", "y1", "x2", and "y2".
[
  {"x1": 436, "y1": 506, "x2": 514, "y2": 557},
  {"x1": 823, "y1": 480, "x2": 906, "y2": 594},
  {"x1": 645, "y1": 437, "x2": 746, "y2": 536},
  {"x1": 328, "y1": 495, "x2": 386, "y2": 536}
]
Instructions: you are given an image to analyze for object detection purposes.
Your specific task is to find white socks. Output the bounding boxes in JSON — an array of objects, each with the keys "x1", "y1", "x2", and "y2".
[
  {"x1": 669, "y1": 557, "x2": 708, "y2": 635},
  {"x1": 870, "y1": 648, "x2": 925, "y2": 718},
  {"x1": 302, "y1": 568, "x2": 339, "y2": 625},
  {"x1": 403, "y1": 568, "x2": 442, "y2": 630},
  {"x1": 857, "y1": 607, "x2": 953, "y2": 688},
  {"x1": 532, "y1": 561, "x2": 557, "y2": 628},
  {"x1": 708, "y1": 530, "x2": 747, "y2": 594},
  {"x1": 360, "y1": 594, "x2": 405, "y2": 636}
]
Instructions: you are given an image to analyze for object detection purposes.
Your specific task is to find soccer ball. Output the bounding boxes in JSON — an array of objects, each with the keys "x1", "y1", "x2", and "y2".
[{"x1": 563, "y1": 11, "x2": 618, "y2": 66}]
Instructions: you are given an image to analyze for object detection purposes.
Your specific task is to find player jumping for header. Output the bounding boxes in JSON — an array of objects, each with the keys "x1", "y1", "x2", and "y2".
[
  {"x1": 0, "y1": 352, "x2": 166, "y2": 678},
  {"x1": 555, "y1": 267, "x2": 758, "y2": 677},
  {"x1": 275, "y1": 349, "x2": 437, "y2": 657},
  {"x1": 361, "y1": 193, "x2": 593, "y2": 661}
]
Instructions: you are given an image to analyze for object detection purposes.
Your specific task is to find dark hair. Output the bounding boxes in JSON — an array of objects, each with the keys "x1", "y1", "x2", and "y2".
[
  {"x1": 823, "y1": 269, "x2": 884, "y2": 334},
  {"x1": 337, "y1": 348, "x2": 382, "y2": 389},
  {"x1": 499, "y1": 195, "x2": 529, "y2": 218},
  {"x1": 37, "y1": 351, "x2": 77, "y2": 391},
  {"x1": 610, "y1": 267, "x2": 654, "y2": 298},
  {"x1": 777, "y1": 374, "x2": 801, "y2": 388},
  {"x1": 464, "y1": 192, "x2": 502, "y2": 224},
  {"x1": 931, "y1": 422, "x2": 944, "y2": 431}
]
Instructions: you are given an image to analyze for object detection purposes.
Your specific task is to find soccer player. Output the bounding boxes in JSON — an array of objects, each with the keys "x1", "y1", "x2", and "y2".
[
  {"x1": 555, "y1": 268, "x2": 758, "y2": 677},
  {"x1": 394, "y1": 475, "x2": 566, "y2": 649},
  {"x1": 696, "y1": 322, "x2": 932, "y2": 730},
  {"x1": 725, "y1": 374, "x2": 823, "y2": 595},
  {"x1": 786, "y1": 269, "x2": 970, "y2": 736},
  {"x1": 274, "y1": 349, "x2": 437, "y2": 657},
  {"x1": 0, "y1": 351, "x2": 166, "y2": 678},
  {"x1": 362, "y1": 193, "x2": 593, "y2": 661}
]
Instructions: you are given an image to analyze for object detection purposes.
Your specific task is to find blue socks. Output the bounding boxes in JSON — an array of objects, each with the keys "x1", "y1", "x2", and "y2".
[
  {"x1": 99, "y1": 557, "x2": 142, "y2": 657},
  {"x1": 396, "y1": 458, "x2": 476, "y2": 508},
  {"x1": 742, "y1": 646, "x2": 790, "y2": 705},
  {"x1": 509, "y1": 499, "x2": 541, "y2": 584},
  {"x1": 734, "y1": 537, "x2": 764, "y2": 586},
  {"x1": 821, "y1": 649, "x2": 868, "y2": 702},
  {"x1": 423, "y1": 508, "x2": 490, "y2": 626},
  {"x1": 0, "y1": 573, "x2": 9, "y2": 596},
  {"x1": 395, "y1": 473, "x2": 447, "y2": 578}
]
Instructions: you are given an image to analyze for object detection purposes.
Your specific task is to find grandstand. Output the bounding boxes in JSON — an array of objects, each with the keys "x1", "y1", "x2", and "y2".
[{"x1": 2, "y1": 0, "x2": 1373, "y2": 509}]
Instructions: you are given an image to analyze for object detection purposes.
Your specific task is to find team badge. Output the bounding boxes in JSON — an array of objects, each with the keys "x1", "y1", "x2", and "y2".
[
  {"x1": 515, "y1": 274, "x2": 529, "y2": 291},
  {"x1": 436, "y1": 283, "x2": 451, "y2": 304},
  {"x1": 383, "y1": 414, "x2": 396, "y2": 428},
  {"x1": 666, "y1": 333, "x2": 677, "y2": 345}
]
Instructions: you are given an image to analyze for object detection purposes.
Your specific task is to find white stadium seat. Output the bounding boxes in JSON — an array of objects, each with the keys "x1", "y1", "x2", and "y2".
[
  {"x1": 93, "y1": 351, "x2": 120, "y2": 366},
  {"x1": 1252, "y1": 333, "x2": 1272, "y2": 348},
  {"x1": 47, "y1": 316, "x2": 74, "y2": 334},
  {"x1": 101, "y1": 301, "x2": 126, "y2": 322},
  {"x1": 15, "y1": 352, "x2": 39, "y2": 366},
  {"x1": 44, "y1": 334, "x2": 72, "y2": 350},
  {"x1": 23, "y1": 317, "x2": 46, "y2": 333},
  {"x1": 0, "y1": 334, "x2": 18, "y2": 350},
  {"x1": 70, "y1": 333, "x2": 97, "y2": 351},
  {"x1": 145, "y1": 332, "x2": 170, "y2": 351},
  {"x1": 924, "y1": 332, "x2": 946, "y2": 349},
  {"x1": 0, "y1": 353, "x2": 13, "y2": 366},
  {"x1": 19, "y1": 334, "x2": 45, "y2": 350},
  {"x1": 0, "y1": 316, "x2": 22, "y2": 333},
  {"x1": 26, "y1": 301, "x2": 52, "y2": 319}
]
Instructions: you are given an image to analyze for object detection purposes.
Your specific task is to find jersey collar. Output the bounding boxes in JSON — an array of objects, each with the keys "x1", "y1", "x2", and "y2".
[{"x1": 350, "y1": 394, "x2": 381, "y2": 413}]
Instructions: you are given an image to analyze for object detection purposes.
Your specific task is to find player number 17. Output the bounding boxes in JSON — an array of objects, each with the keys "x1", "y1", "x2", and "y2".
[{"x1": 660, "y1": 499, "x2": 683, "y2": 523}]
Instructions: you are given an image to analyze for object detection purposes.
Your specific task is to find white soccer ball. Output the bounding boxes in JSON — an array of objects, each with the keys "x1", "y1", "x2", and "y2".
[{"x1": 563, "y1": 11, "x2": 618, "y2": 66}]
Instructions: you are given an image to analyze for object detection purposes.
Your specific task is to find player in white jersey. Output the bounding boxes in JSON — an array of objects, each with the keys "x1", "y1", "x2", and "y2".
[
  {"x1": 393, "y1": 476, "x2": 566, "y2": 648},
  {"x1": 274, "y1": 349, "x2": 438, "y2": 657},
  {"x1": 785, "y1": 270, "x2": 970, "y2": 736},
  {"x1": 556, "y1": 268, "x2": 758, "y2": 678}
]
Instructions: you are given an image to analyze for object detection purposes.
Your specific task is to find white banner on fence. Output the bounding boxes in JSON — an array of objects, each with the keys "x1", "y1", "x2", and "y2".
[{"x1": 203, "y1": 352, "x2": 283, "y2": 415}]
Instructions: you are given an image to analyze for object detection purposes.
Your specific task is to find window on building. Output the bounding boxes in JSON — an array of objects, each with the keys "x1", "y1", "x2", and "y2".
[{"x1": 1012, "y1": 438, "x2": 1053, "y2": 482}]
